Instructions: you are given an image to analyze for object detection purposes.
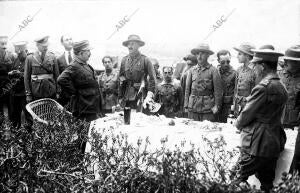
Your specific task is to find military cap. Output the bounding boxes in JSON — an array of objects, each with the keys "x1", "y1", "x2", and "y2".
[
  {"x1": 283, "y1": 46, "x2": 300, "y2": 61},
  {"x1": 251, "y1": 49, "x2": 284, "y2": 63},
  {"x1": 0, "y1": 36, "x2": 8, "y2": 42},
  {"x1": 233, "y1": 43, "x2": 256, "y2": 56},
  {"x1": 259, "y1": 44, "x2": 275, "y2": 50},
  {"x1": 191, "y1": 43, "x2": 214, "y2": 55},
  {"x1": 35, "y1": 36, "x2": 49, "y2": 46},
  {"x1": 183, "y1": 54, "x2": 198, "y2": 64},
  {"x1": 13, "y1": 41, "x2": 28, "y2": 51},
  {"x1": 150, "y1": 58, "x2": 159, "y2": 66},
  {"x1": 73, "y1": 40, "x2": 92, "y2": 53},
  {"x1": 122, "y1": 34, "x2": 145, "y2": 47}
]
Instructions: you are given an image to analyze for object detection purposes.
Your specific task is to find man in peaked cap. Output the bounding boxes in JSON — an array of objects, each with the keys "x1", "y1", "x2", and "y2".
[
  {"x1": 9, "y1": 41, "x2": 33, "y2": 129},
  {"x1": 184, "y1": 43, "x2": 223, "y2": 122},
  {"x1": 232, "y1": 43, "x2": 256, "y2": 118},
  {"x1": 234, "y1": 49, "x2": 287, "y2": 192},
  {"x1": 118, "y1": 34, "x2": 156, "y2": 112},
  {"x1": 24, "y1": 36, "x2": 59, "y2": 103},
  {"x1": 58, "y1": 40, "x2": 102, "y2": 122},
  {"x1": 0, "y1": 35, "x2": 15, "y2": 124}
]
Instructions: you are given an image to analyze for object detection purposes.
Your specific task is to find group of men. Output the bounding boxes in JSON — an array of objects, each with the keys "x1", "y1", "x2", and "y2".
[{"x1": 1, "y1": 33, "x2": 300, "y2": 192}]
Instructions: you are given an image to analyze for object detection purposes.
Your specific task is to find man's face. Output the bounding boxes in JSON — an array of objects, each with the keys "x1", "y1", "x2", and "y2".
[
  {"x1": 127, "y1": 41, "x2": 140, "y2": 54},
  {"x1": 37, "y1": 43, "x2": 48, "y2": 53},
  {"x1": 237, "y1": 52, "x2": 248, "y2": 63},
  {"x1": 163, "y1": 67, "x2": 173, "y2": 82},
  {"x1": 79, "y1": 50, "x2": 91, "y2": 62},
  {"x1": 0, "y1": 40, "x2": 8, "y2": 51},
  {"x1": 286, "y1": 60, "x2": 300, "y2": 73},
  {"x1": 103, "y1": 57, "x2": 113, "y2": 70},
  {"x1": 196, "y1": 51, "x2": 209, "y2": 64},
  {"x1": 219, "y1": 54, "x2": 231, "y2": 70},
  {"x1": 62, "y1": 35, "x2": 73, "y2": 50}
]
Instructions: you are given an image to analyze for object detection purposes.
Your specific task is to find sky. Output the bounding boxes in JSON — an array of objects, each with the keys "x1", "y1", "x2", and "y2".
[{"x1": 0, "y1": 0, "x2": 299, "y2": 70}]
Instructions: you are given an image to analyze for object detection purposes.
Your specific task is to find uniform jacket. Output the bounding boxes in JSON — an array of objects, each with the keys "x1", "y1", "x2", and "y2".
[
  {"x1": 236, "y1": 73, "x2": 288, "y2": 158},
  {"x1": 218, "y1": 65, "x2": 237, "y2": 104},
  {"x1": 155, "y1": 80, "x2": 183, "y2": 117},
  {"x1": 9, "y1": 55, "x2": 27, "y2": 96},
  {"x1": 57, "y1": 53, "x2": 68, "y2": 74},
  {"x1": 279, "y1": 70, "x2": 300, "y2": 128},
  {"x1": 180, "y1": 65, "x2": 193, "y2": 98},
  {"x1": 24, "y1": 51, "x2": 59, "y2": 98},
  {"x1": 58, "y1": 56, "x2": 102, "y2": 117},
  {"x1": 184, "y1": 63, "x2": 223, "y2": 113},
  {"x1": 0, "y1": 50, "x2": 15, "y2": 93},
  {"x1": 98, "y1": 70, "x2": 119, "y2": 110},
  {"x1": 119, "y1": 52, "x2": 156, "y2": 102},
  {"x1": 233, "y1": 65, "x2": 256, "y2": 116}
]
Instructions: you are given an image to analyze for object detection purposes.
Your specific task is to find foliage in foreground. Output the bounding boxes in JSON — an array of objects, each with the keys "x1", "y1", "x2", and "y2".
[{"x1": 0, "y1": 113, "x2": 299, "y2": 192}]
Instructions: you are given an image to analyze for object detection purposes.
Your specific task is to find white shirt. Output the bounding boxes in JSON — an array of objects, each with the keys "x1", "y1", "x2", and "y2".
[{"x1": 64, "y1": 49, "x2": 74, "y2": 65}]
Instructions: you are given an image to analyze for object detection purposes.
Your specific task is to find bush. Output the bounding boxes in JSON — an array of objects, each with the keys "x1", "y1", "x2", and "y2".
[{"x1": 0, "y1": 113, "x2": 298, "y2": 192}]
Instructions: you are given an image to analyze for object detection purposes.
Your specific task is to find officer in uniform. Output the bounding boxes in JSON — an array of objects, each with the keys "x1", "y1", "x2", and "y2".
[
  {"x1": 98, "y1": 56, "x2": 119, "y2": 114},
  {"x1": 9, "y1": 41, "x2": 33, "y2": 129},
  {"x1": 233, "y1": 43, "x2": 256, "y2": 117},
  {"x1": 24, "y1": 36, "x2": 59, "y2": 102},
  {"x1": 217, "y1": 50, "x2": 237, "y2": 123},
  {"x1": 155, "y1": 66, "x2": 183, "y2": 118},
  {"x1": 278, "y1": 46, "x2": 300, "y2": 174},
  {"x1": 0, "y1": 35, "x2": 14, "y2": 123},
  {"x1": 58, "y1": 40, "x2": 102, "y2": 122},
  {"x1": 118, "y1": 35, "x2": 156, "y2": 112},
  {"x1": 184, "y1": 43, "x2": 223, "y2": 122},
  {"x1": 234, "y1": 49, "x2": 287, "y2": 192}
]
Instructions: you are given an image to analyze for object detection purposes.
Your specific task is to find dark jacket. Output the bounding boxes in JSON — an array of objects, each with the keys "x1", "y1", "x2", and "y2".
[
  {"x1": 184, "y1": 63, "x2": 223, "y2": 113},
  {"x1": 24, "y1": 51, "x2": 59, "y2": 99},
  {"x1": 57, "y1": 52, "x2": 72, "y2": 74},
  {"x1": 57, "y1": 57, "x2": 102, "y2": 119},
  {"x1": 0, "y1": 50, "x2": 15, "y2": 96},
  {"x1": 218, "y1": 65, "x2": 237, "y2": 104},
  {"x1": 236, "y1": 73, "x2": 288, "y2": 158},
  {"x1": 9, "y1": 55, "x2": 27, "y2": 96}
]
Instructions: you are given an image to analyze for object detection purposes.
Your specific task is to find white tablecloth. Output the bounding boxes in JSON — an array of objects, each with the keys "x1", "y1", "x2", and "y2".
[{"x1": 86, "y1": 111, "x2": 297, "y2": 187}]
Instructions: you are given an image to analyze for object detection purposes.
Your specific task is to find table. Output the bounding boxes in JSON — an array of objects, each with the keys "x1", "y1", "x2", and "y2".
[{"x1": 86, "y1": 111, "x2": 297, "y2": 188}]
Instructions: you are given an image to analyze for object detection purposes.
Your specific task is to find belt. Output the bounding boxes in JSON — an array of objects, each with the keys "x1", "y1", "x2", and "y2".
[
  {"x1": 191, "y1": 90, "x2": 212, "y2": 96},
  {"x1": 31, "y1": 74, "x2": 53, "y2": 80}
]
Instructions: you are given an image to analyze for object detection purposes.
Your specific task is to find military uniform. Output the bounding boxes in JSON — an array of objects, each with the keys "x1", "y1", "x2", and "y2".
[
  {"x1": 9, "y1": 51, "x2": 33, "y2": 128},
  {"x1": 119, "y1": 52, "x2": 156, "y2": 110},
  {"x1": 278, "y1": 69, "x2": 300, "y2": 128},
  {"x1": 218, "y1": 65, "x2": 237, "y2": 122},
  {"x1": 98, "y1": 70, "x2": 119, "y2": 113},
  {"x1": 184, "y1": 63, "x2": 223, "y2": 121},
  {"x1": 0, "y1": 50, "x2": 14, "y2": 122},
  {"x1": 233, "y1": 65, "x2": 256, "y2": 117},
  {"x1": 155, "y1": 80, "x2": 183, "y2": 118},
  {"x1": 235, "y1": 73, "x2": 288, "y2": 191},
  {"x1": 24, "y1": 51, "x2": 59, "y2": 100}
]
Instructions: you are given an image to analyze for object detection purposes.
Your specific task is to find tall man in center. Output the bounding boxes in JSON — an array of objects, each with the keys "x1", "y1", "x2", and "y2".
[
  {"x1": 184, "y1": 43, "x2": 223, "y2": 122},
  {"x1": 118, "y1": 35, "x2": 156, "y2": 111}
]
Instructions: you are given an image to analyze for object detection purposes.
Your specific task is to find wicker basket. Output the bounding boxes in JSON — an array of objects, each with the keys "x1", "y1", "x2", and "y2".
[{"x1": 26, "y1": 98, "x2": 72, "y2": 125}]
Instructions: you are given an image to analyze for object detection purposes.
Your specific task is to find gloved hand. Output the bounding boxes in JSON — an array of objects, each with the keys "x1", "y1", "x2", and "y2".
[
  {"x1": 26, "y1": 95, "x2": 33, "y2": 103},
  {"x1": 143, "y1": 91, "x2": 154, "y2": 109},
  {"x1": 211, "y1": 105, "x2": 219, "y2": 114}
]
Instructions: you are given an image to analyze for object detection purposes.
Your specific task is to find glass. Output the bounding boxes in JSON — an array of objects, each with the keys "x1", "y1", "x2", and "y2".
[{"x1": 124, "y1": 107, "x2": 131, "y2": 125}]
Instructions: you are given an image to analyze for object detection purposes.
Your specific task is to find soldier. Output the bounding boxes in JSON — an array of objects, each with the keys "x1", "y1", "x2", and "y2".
[
  {"x1": 8, "y1": 41, "x2": 33, "y2": 129},
  {"x1": 234, "y1": 49, "x2": 287, "y2": 192},
  {"x1": 58, "y1": 40, "x2": 102, "y2": 121},
  {"x1": 180, "y1": 54, "x2": 197, "y2": 98},
  {"x1": 98, "y1": 56, "x2": 119, "y2": 114},
  {"x1": 24, "y1": 36, "x2": 59, "y2": 102},
  {"x1": 150, "y1": 58, "x2": 163, "y2": 84},
  {"x1": 118, "y1": 35, "x2": 156, "y2": 112},
  {"x1": 277, "y1": 46, "x2": 300, "y2": 174},
  {"x1": 184, "y1": 43, "x2": 223, "y2": 122},
  {"x1": 233, "y1": 43, "x2": 256, "y2": 117},
  {"x1": 217, "y1": 50, "x2": 237, "y2": 123},
  {"x1": 155, "y1": 66, "x2": 183, "y2": 118},
  {"x1": 0, "y1": 35, "x2": 14, "y2": 123}
]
